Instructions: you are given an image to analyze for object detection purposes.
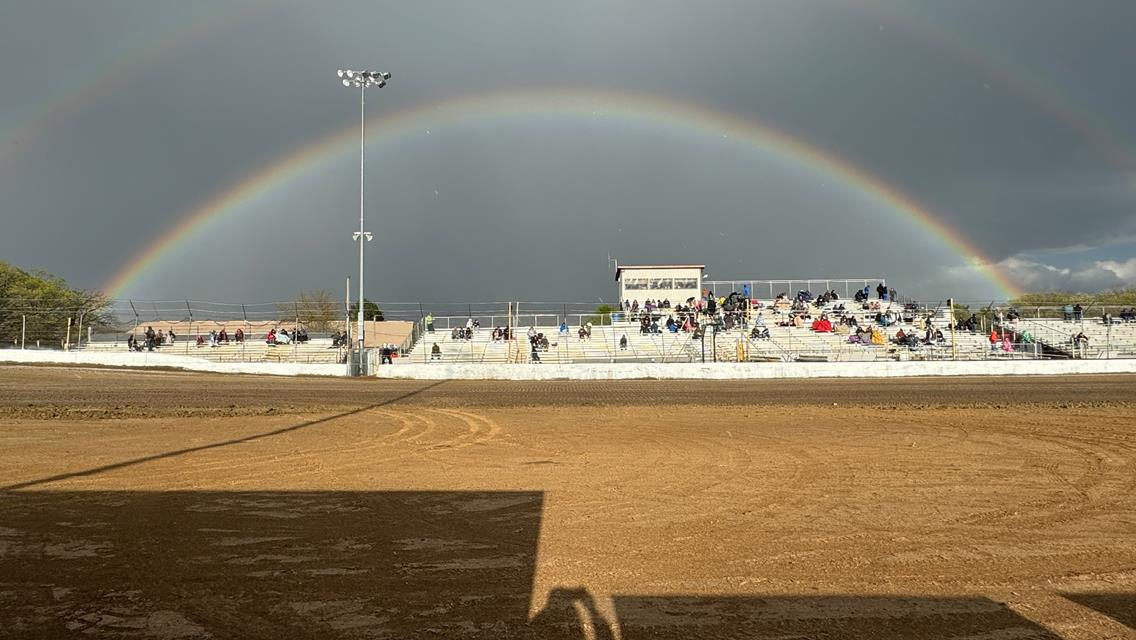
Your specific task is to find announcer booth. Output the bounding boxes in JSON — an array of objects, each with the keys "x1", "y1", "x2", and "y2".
[{"x1": 615, "y1": 264, "x2": 705, "y2": 305}]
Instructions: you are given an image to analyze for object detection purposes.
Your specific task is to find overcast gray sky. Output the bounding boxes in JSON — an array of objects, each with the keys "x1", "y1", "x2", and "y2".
[{"x1": 1, "y1": 0, "x2": 1134, "y2": 304}]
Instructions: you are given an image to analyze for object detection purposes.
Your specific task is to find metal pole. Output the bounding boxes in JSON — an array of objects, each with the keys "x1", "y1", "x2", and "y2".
[
  {"x1": 21, "y1": 315, "x2": 26, "y2": 349},
  {"x1": 358, "y1": 84, "x2": 366, "y2": 368},
  {"x1": 65, "y1": 317, "x2": 72, "y2": 351},
  {"x1": 948, "y1": 297, "x2": 957, "y2": 361}
]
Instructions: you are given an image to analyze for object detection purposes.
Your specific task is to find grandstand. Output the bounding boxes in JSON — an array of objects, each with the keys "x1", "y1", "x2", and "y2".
[
  {"x1": 58, "y1": 279, "x2": 1136, "y2": 368},
  {"x1": 399, "y1": 298, "x2": 1111, "y2": 365}
]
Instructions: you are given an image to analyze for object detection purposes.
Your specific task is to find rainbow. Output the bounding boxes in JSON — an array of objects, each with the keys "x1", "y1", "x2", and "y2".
[
  {"x1": 103, "y1": 88, "x2": 1022, "y2": 299},
  {"x1": 0, "y1": 2, "x2": 270, "y2": 166},
  {"x1": 859, "y1": 0, "x2": 1136, "y2": 173}
]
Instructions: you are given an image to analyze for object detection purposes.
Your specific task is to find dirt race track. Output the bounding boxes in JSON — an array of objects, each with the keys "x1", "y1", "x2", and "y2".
[{"x1": 1, "y1": 366, "x2": 1134, "y2": 639}]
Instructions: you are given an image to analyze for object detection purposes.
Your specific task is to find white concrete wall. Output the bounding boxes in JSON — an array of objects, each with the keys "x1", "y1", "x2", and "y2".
[
  {"x1": 0, "y1": 350, "x2": 347, "y2": 377},
  {"x1": 377, "y1": 359, "x2": 1136, "y2": 380},
  {"x1": 6, "y1": 349, "x2": 1135, "y2": 381}
]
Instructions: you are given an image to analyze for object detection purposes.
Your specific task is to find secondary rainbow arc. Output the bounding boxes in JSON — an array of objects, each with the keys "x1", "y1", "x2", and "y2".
[{"x1": 103, "y1": 89, "x2": 1022, "y2": 299}]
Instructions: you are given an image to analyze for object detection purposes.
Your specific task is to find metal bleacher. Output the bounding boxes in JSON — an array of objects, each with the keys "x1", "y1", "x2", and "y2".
[
  {"x1": 397, "y1": 299, "x2": 1056, "y2": 365},
  {"x1": 80, "y1": 336, "x2": 347, "y2": 364}
]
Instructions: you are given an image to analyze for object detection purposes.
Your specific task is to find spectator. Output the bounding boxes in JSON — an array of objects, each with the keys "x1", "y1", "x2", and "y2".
[
  {"x1": 425, "y1": 313, "x2": 435, "y2": 332},
  {"x1": 266, "y1": 329, "x2": 277, "y2": 345},
  {"x1": 380, "y1": 344, "x2": 393, "y2": 365},
  {"x1": 876, "y1": 283, "x2": 887, "y2": 300},
  {"x1": 559, "y1": 320, "x2": 569, "y2": 334},
  {"x1": 234, "y1": 328, "x2": 243, "y2": 343},
  {"x1": 619, "y1": 334, "x2": 628, "y2": 350},
  {"x1": 1063, "y1": 304, "x2": 1074, "y2": 322},
  {"x1": 431, "y1": 342, "x2": 442, "y2": 360},
  {"x1": 1073, "y1": 304, "x2": 1084, "y2": 321},
  {"x1": 1073, "y1": 331, "x2": 1089, "y2": 349}
]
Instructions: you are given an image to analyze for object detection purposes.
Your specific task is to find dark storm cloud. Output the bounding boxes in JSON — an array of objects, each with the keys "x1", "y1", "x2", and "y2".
[{"x1": 1, "y1": 0, "x2": 1134, "y2": 302}]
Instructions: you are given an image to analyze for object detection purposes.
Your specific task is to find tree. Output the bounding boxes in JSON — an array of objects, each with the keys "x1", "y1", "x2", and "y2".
[
  {"x1": 1011, "y1": 289, "x2": 1136, "y2": 307},
  {"x1": 587, "y1": 304, "x2": 617, "y2": 326},
  {"x1": 348, "y1": 298, "x2": 384, "y2": 322},
  {"x1": 277, "y1": 290, "x2": 340, "y2": 332},
  {"x1": 0, "y1": 261, "x2": 113, "y2": 347}
]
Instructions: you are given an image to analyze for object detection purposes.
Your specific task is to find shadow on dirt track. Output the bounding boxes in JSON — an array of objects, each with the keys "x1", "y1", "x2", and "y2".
[{"x1": 0, "y1": 490, "x2": 1087, "y2": 639}]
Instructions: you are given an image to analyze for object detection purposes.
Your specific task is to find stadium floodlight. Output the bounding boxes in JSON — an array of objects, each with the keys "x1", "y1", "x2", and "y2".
[{"x1": 336, "y1": 68, "x2": 391, "y2": 373}]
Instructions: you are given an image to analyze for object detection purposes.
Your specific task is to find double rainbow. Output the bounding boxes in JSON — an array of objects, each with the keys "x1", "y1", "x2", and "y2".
[{"x1": 103, "y1": 89, "x2": 1022, "y2": 299}]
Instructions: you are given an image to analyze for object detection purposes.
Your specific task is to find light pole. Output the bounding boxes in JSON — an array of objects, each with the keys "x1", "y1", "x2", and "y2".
[{"x1": 337, "y1": 68, "x2": 390, "y2": 372}]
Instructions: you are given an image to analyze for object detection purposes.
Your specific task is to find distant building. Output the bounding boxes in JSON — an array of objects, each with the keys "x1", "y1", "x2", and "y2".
[{"x1": 615, "y1": 264, "x2": 705, "y2": 305}]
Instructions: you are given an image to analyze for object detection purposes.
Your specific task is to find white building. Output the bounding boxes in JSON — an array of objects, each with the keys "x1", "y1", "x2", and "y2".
[{"x1": 615, "y1": 264, "x2": 705, "y2": 306}]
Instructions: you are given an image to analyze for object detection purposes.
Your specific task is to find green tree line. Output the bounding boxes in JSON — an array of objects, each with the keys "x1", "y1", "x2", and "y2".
[
  {"x1": 1009, "y1": 289, "x2": 1136, "y2": 307},
  {"x1": 0, "y1": 261, "x2": 113, "y2": 347}
]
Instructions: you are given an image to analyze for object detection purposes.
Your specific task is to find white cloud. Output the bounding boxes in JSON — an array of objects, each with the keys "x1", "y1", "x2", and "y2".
[{"x1": 996, "y1": 256, "x2": 1136, "y2": 292}]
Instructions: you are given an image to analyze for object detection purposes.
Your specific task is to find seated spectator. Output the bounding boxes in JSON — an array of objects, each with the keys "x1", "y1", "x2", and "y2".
[
  {"x1": 989, "y1": 329, "x2": 1001, "y2": 351},
  {"x1": 197, "y1": 334, "x2": 206, "y2": 347},
  {"x1": 451, "y1": 327, "x2": 461, "y2": 341},
  {"x1": 234, "y1": 328, "x2": 243, "y2": 343},
  {"x1": 750, "y1": 326, "x2": 769, "y2": 340},
  {"x1": 559, "y1": 320, "x2": 569, "y2": 334},
  {"x1": 578, "y1": 325, "x2": 588, "y2": 340},
  {"x1": 218, "y1": 328, "x2": 229, "y2": 344},
  {"x1": 619, "y1": 334, "x2": 628, "y2": 350},
  {"x1": 431, "y1": 342, "x2": 442, "y2": 359},
  {"x1": 277, "y1": 329, "x2": 292, "y2": 345},
  {"x1": 810, "y1": 315, "x2": 833, "y2": 332},
  {"x1": 126, "y1": 334, "x2": 136, "y2": 351},
  {"x1": 1073, "y1": 331, "x2": 1089, "y2": 348},
  {"x1": 209, "y1": 330, "x2": 219, "y2": 347},
  {"x1": 870, "y1": 327, "x2": 886, "y2": 345},
  {"x1": 266, "y1": 328, "x2": 277, "y2": 345}
]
